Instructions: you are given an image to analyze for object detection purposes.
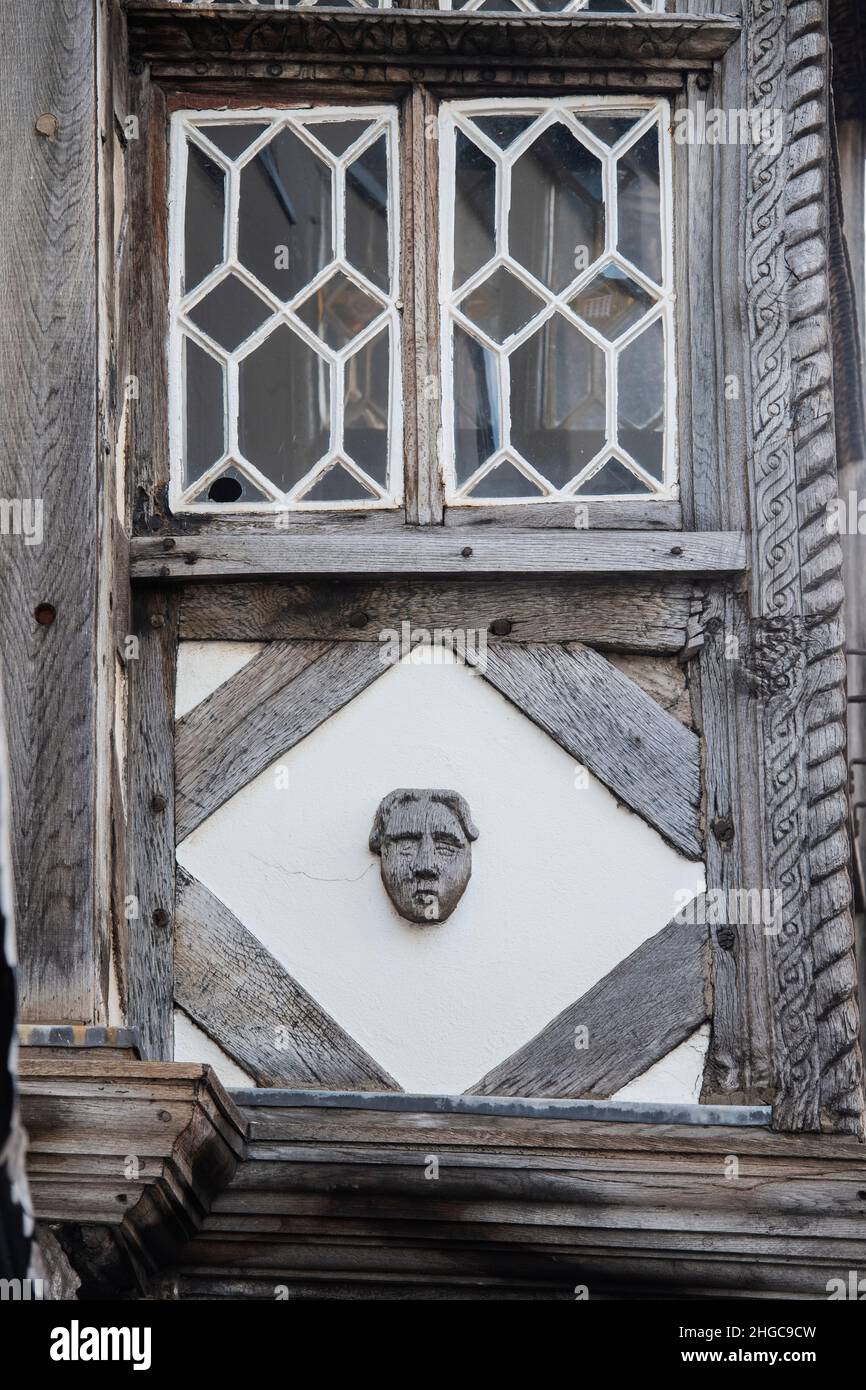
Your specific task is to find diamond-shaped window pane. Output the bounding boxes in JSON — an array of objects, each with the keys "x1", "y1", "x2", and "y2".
[
  {"x1": 510, "y1": 124, "x2": 604, "y2": 293},
  {"x1": 238, "y1": 128, "x2": 333, "y2": 300},
  {"x1": 459, "y1": 268, "x2": 545, "y2": 344},
  {"x1": 187, "y1": 274, "x2": 272, "y2": 352},
  {"x1": 296, "y1": 272, "x2": 383, "y2": 350},
  {"x1": 569, "y1": 266, "x2": 655, "y2": 341},
  {"x1": 510, "y1": 314, "x2": 606, "y2": 488},
  {"x1": 238, "y1": 324, "x2": 330, "y2": 493}
]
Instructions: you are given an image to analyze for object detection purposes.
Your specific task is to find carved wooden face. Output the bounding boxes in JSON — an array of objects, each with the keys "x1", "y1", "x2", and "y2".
[{"x1": 370, "y1": 790, "x2": 477, "y2": 924}]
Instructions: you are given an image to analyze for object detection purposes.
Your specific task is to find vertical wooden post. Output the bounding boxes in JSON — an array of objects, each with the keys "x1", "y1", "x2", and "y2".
[{"x1": 0, "y1": 0, "x2": 111, "y2": 1023}]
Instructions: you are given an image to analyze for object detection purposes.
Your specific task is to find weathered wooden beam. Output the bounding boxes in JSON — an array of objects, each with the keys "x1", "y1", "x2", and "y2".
[
  {"x1": 0, "y1": 0, "x2": 106, "y2": 1022},
  {"x1": 177, "y1": 577, "x2": 700, "y2": 653},
  {"x1": 125, "y1": 6, "x2": 742, "y2": 71},
  {"x1": 470, "y1": 642, "x2": 703, "y2": 859},
  {"x1": 175, "y1": 640, "x2": 387, "y2": 841},
  {"x1": 127, "y1": 588, "x2": 179, "y2": 1060},
  {"x1": 469, "y1": 911, "x2": 709, "y2": 1099},
  {"x1": 174, "y1": 868, "x2": 399, "y2": 1092},
  {"x1": 444, "y1": 499, "x2": 682, "y2": 531},
  {"x1": 131, "y1": 530, "x2": 747, "y2": 580}
]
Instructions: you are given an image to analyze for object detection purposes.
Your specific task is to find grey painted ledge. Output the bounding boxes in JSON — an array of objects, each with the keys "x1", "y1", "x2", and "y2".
[{"x1": 229, "y1": 1088, "x2": 772, "y2": 1127}]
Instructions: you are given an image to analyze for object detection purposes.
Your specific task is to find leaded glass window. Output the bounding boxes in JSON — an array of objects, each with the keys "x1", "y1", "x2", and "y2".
[
  {"x1": 170, "y1": 108, "x2": 401, "y2": 511},
  {"x1": 440, "y1": 98, "x2": 674, "y2": 502}
]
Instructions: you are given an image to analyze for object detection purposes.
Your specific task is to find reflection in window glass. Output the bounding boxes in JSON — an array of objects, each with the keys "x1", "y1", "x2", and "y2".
[
  {"x1": 441, "y1": 97, "x2": 673, "y2": 503},
  {"x1": 171, "y1": 108, "x2": 401, "y2": 512}
]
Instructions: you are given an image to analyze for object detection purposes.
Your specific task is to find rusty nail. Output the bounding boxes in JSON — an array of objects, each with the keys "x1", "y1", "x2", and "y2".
[
  {"x1": 490, "y1": 619, "x2": 512, "y2": 637},
  {"x1": 670, "y1": 545, "x2": 683, "y2": 556}
]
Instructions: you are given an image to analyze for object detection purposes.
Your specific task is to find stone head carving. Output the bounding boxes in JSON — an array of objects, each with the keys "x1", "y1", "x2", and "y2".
[{"x1": 369, "y1": 789, "x2": 478, "y2": 924}]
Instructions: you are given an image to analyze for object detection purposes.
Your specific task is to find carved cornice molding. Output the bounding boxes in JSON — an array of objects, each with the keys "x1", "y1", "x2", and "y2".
[{"x1": 124, "y1": 4, "x2": 741, "y2": 74}]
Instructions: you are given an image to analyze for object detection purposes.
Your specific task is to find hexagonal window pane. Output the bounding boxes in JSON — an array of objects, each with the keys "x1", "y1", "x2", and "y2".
[
  {"x1": 453, "y1": 325, "x2": 500, "y2": 486},
  {"x1": 344, "y1": 330, "x2": 389, "y2": 486},
  {"x1": 187, "y1": 274, "x2": 273, "y2": 352},
  {"x1": 618, "y1": 317, "x2": 664, "y2": 480},
  {"x1": 239, "y1": 325, "x2": 330, "y2": 494},
  {"x1": 184, "y1": 143, "x2": 225, "y2": 293},
  {"x1": 345, "y1": 134, "x2": 390, "y2": 292},
  {"x1": 454, "y1": 132, "x2": 496, "y2": 291},
  {"x1": 510, "y1": 124, "x2": 604, "y2": 293},
  {"x1": 459, "y1": 268, "x2": 545, "y2": 344},
  {"x1": 617, "y1": 125, "x2": 662, "y2": 283},
  {"x1": 568, "y1": 266, "x2": 655, "y2": 341},
  {"x1": 510, "y1": 314, "x2": 606, "y2": 488},
  {"x1": 238, "y1": 128, "x2": 333, "y2": 301},
  {"x1": 573, "y1": 457, "x2": 653, "y2": 495},
  {"x1": 296, "y1": 272, "x2": 383, "y2": 350},
  {"x1": 183, "y1": 338, "x2": 224, "y2": 488}
]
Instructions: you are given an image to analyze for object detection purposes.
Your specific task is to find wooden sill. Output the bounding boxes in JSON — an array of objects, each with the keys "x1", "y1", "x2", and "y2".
[{"x1": 130, "y1": 527, "x2": 747, "y2": 579}]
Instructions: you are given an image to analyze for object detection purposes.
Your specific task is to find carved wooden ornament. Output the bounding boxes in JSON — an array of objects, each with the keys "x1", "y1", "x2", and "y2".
[{"x1": 370, "y1": 789, "x2": 478, "y2": 925}]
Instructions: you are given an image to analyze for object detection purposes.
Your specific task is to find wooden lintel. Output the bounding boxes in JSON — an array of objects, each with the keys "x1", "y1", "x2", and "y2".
[{"x1": 131, "y1": 529, "x2": 747, "y2": 581}]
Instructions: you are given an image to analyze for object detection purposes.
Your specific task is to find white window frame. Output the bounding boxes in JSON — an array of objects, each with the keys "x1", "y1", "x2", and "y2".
[
  {"x1": 168, "y1": 106, "x2": 403, "y2": 514},
  {"x1": 439, "y1": 95, "x2": 676, "y2": 505}
]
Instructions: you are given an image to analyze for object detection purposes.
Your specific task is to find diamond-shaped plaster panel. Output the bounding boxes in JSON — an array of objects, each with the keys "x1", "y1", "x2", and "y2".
[{"x1": 178, "y1": 652, "x2": 704, "y2": 1094}]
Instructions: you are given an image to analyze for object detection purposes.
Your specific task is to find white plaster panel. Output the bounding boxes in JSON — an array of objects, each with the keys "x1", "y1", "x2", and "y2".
[
  {"x1": 173, "y1": 1008, "x2": 255, "y2": 1089},
  {"x1": 175, "y1": 641, "x2": 263, "y2": 718},
  {"x1": 178, "y1": 648, "x2": 705, "y2": 1095},
  {"x1": 612, "y1": 1024, "x2": 710, "y2": 1104}
]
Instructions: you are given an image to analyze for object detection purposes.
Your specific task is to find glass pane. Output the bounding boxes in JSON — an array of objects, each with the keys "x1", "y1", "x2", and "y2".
[
  {"x1": 299, "y1": 464, "x2": 376, "y2": 502},
  {"x1": 469, "y1": 114, "x2": 536, "y2": 149},
  {"x1": 576, "y1": 114, "x2": 643, "y2": 148},
  {"x1": 618, "y1": 317, "x2": 664, "y2": 480},
  {"x1": 460, "y1": 267, "x2": 545, "y2": 344},
  {"x1": 185, "y1": 142, "x2": 224, "y2": 292},
  {"x1": 569, "y1": 265, "x2": 655, "y2": 341},
  {"x1": 465, "y1": 460, "x2": 545, "y2": 499},
  {"x1": 617, "y1": 125, "x2": 662, "y2": 283},
  {"x1": 453, "y1": 326, "x2": 500, "y2": 485},
  {"x1": 510, "y1": 124, "x2": 604, "y2": 292},
  {"x1": 202, "y1": 123, "x2": 267, "y2": 161},
  {"x1": 239, "y1": 324, "x2": 330, "y2": 492},
  {"x1": 310, "y1": 119, "x2": 373, "y2": 158},
  {"x1": 187, "y1": 273, "x2": 272, "y2": 352},
  {"x1": 238, "y1": 128, "x2": 333, "y2": 300},
  {"x1": 510, "y1": 315, "x2": 606, "y2": 488},
  {"x1": 453, "y1": 132, "x2": 496, "y2": 290},
  {"x1": 296, "y1": 271, "x2": 383, "y2": 350},
  {"x1": 573, "y1": 457, "x2": 652, "y2": 494},
  {"x1": 344, "y1": 330, "x2": 389, "y2": 485},
  {"x1": 345, "y1": 134, "x2": 389, "y2": 291},
  {"x1": 183, "y1": 338, "x2": 224, "y2": 486}
]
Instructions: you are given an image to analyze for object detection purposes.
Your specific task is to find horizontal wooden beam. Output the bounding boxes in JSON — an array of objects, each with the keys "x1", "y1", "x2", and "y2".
[
  {"x1": 126, "y1": 6, "x2": 741, "y2": 71},
  {"x1": 175, "y1": 868, "x2": 398, "y2": 1092},
  {"x1": 469, "y1": 912, "x2": 709, "y2": 1099},
  {"x1": 177, "y1": 577, "x2": 700, "y2": 653},
  {"x1": 131, "y1": 530, "x2": 747, "y2": 581},
  {"x1": 444, "y1": 499, "x2": 682, "y2": 531}
]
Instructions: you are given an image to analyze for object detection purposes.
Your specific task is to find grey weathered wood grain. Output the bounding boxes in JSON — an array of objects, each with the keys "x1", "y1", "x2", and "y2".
[
  {"x1": 127, "y1": 588, "x2": 179, "y2": 1059},
  {"x1": 174, "y1": 867, "x2": 398, "y2": 1091},
  {"x1": 469, "y1": 642, "x2": 703, "y2": 859},
  {"x1": 468, "y1": 912, "x2": 709, "y2": 1099},
  {"x1": 131, "y1": 529, "x2": 747, "y2": 580},
  {"x1": 177, "y1": 577, "x2": 699, "y2": 653},
  {"x1": 0, "y1": 0, "x2": 105, "y2": 1021},
  {"x1": 175, "y1": 640, "x2": 388, "y2": 841},
  {"x1": 444, "y1": 499, "x2": 682, "y2": 530}
]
